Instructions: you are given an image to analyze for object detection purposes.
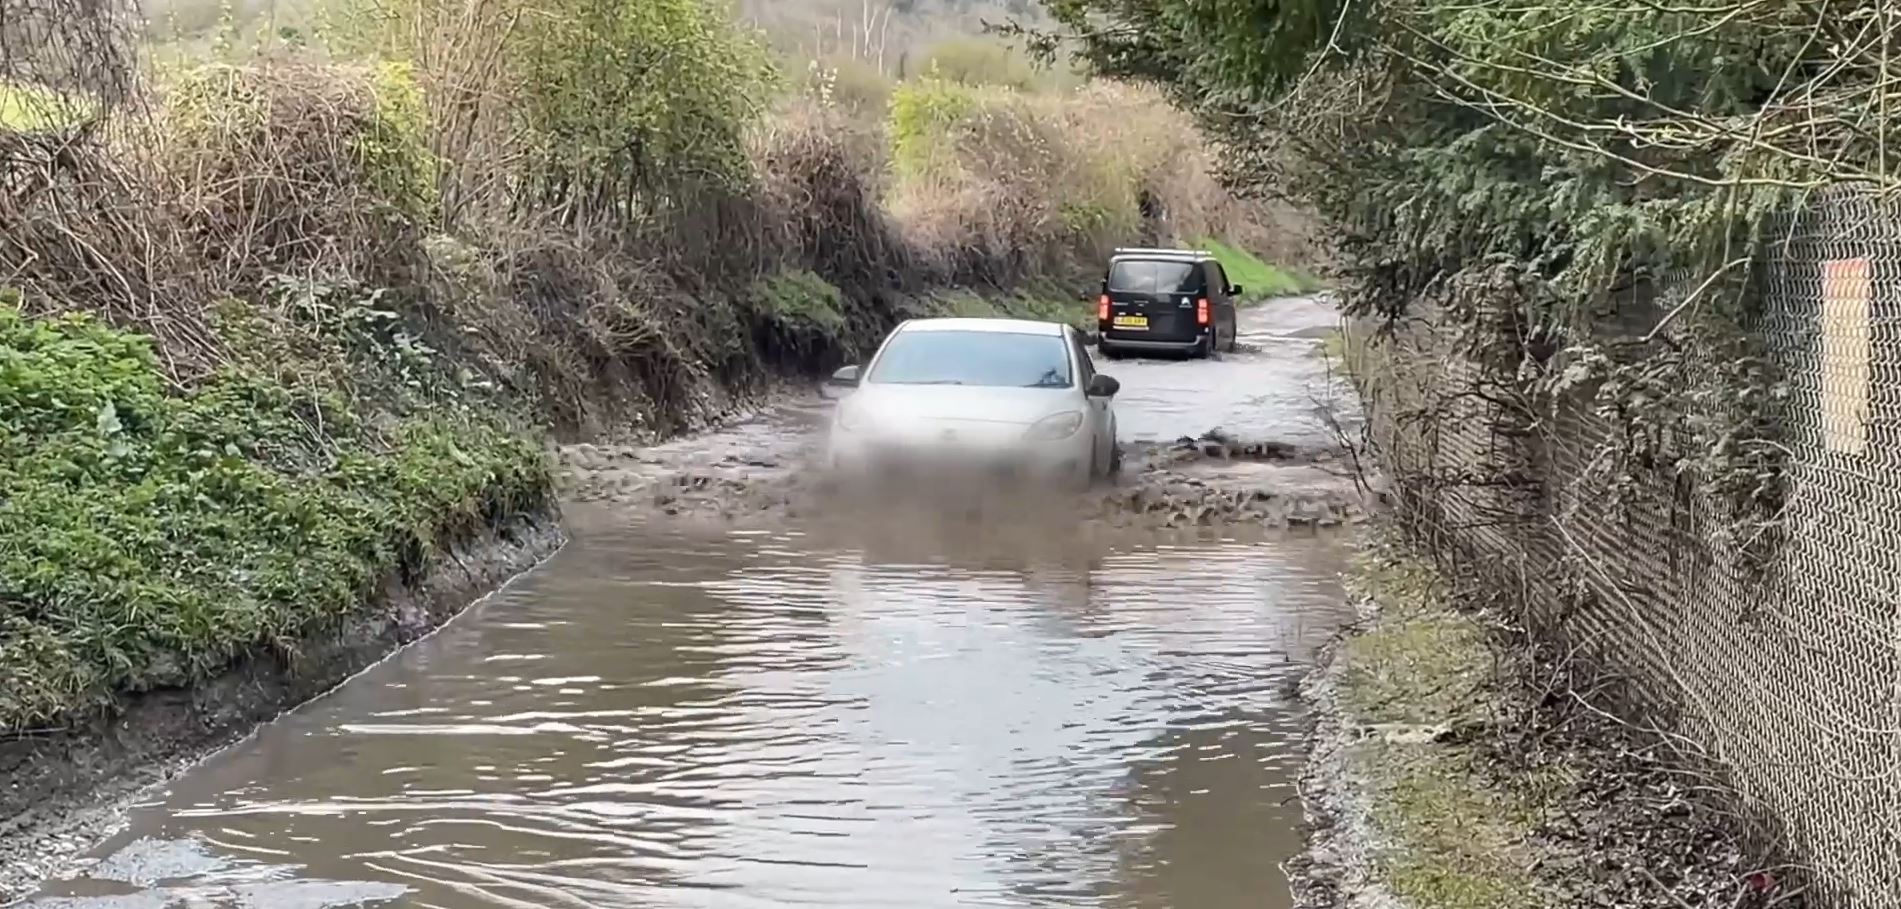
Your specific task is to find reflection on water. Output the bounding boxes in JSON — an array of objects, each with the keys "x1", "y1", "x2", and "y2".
[{"x1": 31, "y1": 511, "x2": 1351, "y2": 909}]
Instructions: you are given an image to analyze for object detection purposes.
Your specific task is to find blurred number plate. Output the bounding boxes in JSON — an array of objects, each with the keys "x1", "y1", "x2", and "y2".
[{"x1": 1113, "y1": 315, "x2": 1148, "y2": 329}]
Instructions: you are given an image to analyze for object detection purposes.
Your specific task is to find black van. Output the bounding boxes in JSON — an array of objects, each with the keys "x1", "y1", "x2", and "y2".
[{"x1": 1091, "y1": 248, "x2": 1240, "y2": 359}]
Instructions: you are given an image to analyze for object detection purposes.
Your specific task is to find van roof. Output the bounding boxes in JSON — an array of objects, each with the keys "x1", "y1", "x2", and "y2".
[{"x1": 1110, "y1": 247, "x2": 1212, "y2": 261}]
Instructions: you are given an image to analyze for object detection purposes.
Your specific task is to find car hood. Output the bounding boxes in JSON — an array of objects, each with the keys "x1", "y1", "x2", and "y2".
[{"x1": 843, "y1": 384, "x2": 1078, "y2": 429}]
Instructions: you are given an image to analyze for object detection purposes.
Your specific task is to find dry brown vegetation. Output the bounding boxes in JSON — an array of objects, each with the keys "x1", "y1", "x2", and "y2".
[{"x1": 4, "y1": 0, "x2": 1307, "y2": 428}]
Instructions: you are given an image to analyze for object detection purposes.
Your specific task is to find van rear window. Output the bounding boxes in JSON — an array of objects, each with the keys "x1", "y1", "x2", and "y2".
[{"x1": 1108, "y1": 259, "x2": 1201, "y2": 294}]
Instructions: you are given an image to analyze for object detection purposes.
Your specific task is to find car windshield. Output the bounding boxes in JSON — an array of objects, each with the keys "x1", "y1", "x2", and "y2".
[
  {"x1": 867, "y1": 329, "x2": 1073, "y2": 388},
  {"x1": 1109, "y1": 259, "x2": 1201, "y2": 294}
]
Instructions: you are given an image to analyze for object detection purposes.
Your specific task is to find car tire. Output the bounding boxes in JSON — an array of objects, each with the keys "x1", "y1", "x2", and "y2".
[
  {"x1": 1108, "y1": 442, "x2": 1123, "y2": 477},
  {"x1": 1100, "y1": 343, "x2": 1124, "y2": 361},
  {"x1": 1198, "y1": 333, "x2": 1219, "y2": 361}
]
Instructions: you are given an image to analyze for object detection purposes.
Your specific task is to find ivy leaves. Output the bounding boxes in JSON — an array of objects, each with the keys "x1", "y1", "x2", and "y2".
[{"x1": 0, "y1": 301, "x2": 549, "y2": 731}]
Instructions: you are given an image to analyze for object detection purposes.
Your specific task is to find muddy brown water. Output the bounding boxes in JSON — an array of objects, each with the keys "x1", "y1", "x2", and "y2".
[{"x1": 23, "y1": 299, "x2": 1360, "y2": 909}]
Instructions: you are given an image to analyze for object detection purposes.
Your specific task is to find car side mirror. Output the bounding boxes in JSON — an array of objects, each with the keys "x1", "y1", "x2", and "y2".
[
  {"x1": 1078, "y1": 288, "x2": 1095, "y2": 302},
  {"x1": 828, "y1": 365, "x2": 860, "y2": 387},
  {"x1": 1229, "y1": 284, "x2": 1244, "y2": 297},
  {"x1": 1086, "y1": 374, "x2": 1120, "y2": 398}
]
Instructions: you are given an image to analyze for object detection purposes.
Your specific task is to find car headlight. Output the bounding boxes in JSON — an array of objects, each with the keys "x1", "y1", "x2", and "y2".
[{"x1": 1025, "y1": 410, "x2": 1084, "y2": 441}]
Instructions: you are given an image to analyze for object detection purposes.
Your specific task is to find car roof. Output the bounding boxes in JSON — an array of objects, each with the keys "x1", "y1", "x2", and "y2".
[{"x1": 897, "y1": 317, "x2": 1067, "y2": 336}]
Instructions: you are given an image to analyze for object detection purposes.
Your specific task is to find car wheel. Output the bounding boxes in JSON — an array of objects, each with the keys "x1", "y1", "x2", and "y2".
[
  {"x1": 1079, "y1": 446, "x2": 1101, "y2": 491},
  {"x1": 1108, "y1": 441, "x2": 1124, "y2": 477},
  {"x1": 1199, "y1": 333, "x2": 1219, "y2": 361},
  {"x1": 1100, "y1": 343, "x2": 1124, "y2": 361}
]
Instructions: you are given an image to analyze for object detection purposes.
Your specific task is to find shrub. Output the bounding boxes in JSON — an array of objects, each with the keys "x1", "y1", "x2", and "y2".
[
  {"x1": 360, "y1": 60, "x2": 439, "y2": 221},
  {"x1": 744, "y1": 270, "x2": 860, "y2": 369},
  {"x1": 155, "y1": 61, "x2": 433, "y2": 283},
  {"x1": 918, "y1": 37, "x2": 1038, "y2": 90},
  {"x1": 889, "y1": 77, "x2": 983, "y2": 182},
  {"x1": 750, "y1": 270, "x2": 847, "y2": 334},
  {"x1": 803, "y1": 56, "x2": 895, "y2": 115}
]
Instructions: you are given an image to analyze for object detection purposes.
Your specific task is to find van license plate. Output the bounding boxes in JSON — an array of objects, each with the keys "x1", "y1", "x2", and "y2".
[{"x1": 1112, "y1": 315, "x2": 1148, "y2": 330}]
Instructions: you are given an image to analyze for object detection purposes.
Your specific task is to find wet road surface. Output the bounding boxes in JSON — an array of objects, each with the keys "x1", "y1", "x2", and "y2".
[
  {"x1": 23, "y1": 299, "x2": 1358, "y2": 909},
  {"x1": 1104, "y1": 295, "x2": 1346, "y2": 446}
]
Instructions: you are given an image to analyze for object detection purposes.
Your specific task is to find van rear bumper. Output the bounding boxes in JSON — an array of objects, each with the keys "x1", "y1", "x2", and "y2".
[{"x1": 1098, "y1": 330, "x2": 1207, "y2": 354}]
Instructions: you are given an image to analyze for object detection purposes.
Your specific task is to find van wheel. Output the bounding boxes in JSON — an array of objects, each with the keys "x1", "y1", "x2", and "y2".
[
  {"x1": 1198, "y1": 333, "x2": 1219, "y2": 360},
  {"x1": 1100, "y1": 343, "x2": 1124, "y2": 361}
]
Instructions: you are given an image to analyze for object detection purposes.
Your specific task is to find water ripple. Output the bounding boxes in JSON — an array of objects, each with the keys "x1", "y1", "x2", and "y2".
[{"x1": 32, "y1": 522, "x2": 1349, "y2": 909}]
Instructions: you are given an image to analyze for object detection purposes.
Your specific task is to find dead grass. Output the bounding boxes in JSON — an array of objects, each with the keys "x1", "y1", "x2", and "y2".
[{"x1": 1327, "y1": 530, "x2": 1809, "y2": 909}]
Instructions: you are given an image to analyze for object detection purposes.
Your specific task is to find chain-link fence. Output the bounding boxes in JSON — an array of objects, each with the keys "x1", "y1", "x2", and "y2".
[{"x1": 1352, "y1": 191, "x2": 1901, "y2": 908}]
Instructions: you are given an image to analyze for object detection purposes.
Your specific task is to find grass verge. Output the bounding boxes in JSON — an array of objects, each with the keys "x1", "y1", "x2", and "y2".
[
  {"x1": 1314, "y1": 530, "x2": 1809, "y2": 909},
  {"x1": 1198, "y1": 237, "x2": 1322, "y2": 299},
  {"x1": 924, "y1": 284, "x2": 1094, "y2": 331},
  {"x1": 1333, "y1": 545, "x2": 1554, "y2": 909}
]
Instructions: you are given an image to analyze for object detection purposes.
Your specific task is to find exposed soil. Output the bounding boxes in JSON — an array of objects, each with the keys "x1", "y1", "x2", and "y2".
[{"x1": 0, "y1": 513, "x2": 566, "y2": 904}]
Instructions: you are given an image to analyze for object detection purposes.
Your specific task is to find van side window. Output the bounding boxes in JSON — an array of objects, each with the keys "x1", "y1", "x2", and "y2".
[{"x1": 1206, "y1": 261, "x2": 1229, "y2": 296}]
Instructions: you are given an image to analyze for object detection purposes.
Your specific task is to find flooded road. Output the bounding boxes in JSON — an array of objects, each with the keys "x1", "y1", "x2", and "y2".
[
  {"x1": 23, "y1": 299, "x2": 1360, "y2": 909},
  {"x1": 1105, "y1": 295, "x2": 1346, "y2": 446}
]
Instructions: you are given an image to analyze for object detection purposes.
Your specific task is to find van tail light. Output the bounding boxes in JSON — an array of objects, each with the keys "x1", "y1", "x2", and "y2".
[
  {"x1": 1196, "y1": 297, "x2": 1211, "y2": 326},
  {"x1": 1097, "y1": 294, "x2": 1111, "y2": 321}
]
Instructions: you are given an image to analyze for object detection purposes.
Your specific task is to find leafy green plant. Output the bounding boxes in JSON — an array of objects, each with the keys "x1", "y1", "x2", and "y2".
[
  {"x1": 745, "y1": 270, "x2": 859, "y2": 368},
  {"x1": 357, "y1": 60, "x2": 440, "y2": 221},
  {"x1": 748, "y1": 270, "x2": 849, "y2": 335},
  {"x1": 0, "y1": 301, "x2": 548, "y2": 732},
  {"x1": 888, "y1": 78, "x2": 983, "y2": 181}
]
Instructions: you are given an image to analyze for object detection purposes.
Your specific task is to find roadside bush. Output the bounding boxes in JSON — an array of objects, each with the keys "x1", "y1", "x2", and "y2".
[
  {"x1": 338, "y1": 0, "x2": 773, "y2": 229},
  {"x1": 157, "y1": 61, "x2": 436, "y2": 271},
  {"x1": 745, "y1": 270, "x2": 854, "y2": 368},
  {"x1": 884, "y1": 78, "x2": 1248, "y2": 284},
  {"x1": 918, "y1": 37, "x2": 1039, "y2": 90},
  {"x1": 802, "y1": 57, "x2": 894, "y2": 116}
]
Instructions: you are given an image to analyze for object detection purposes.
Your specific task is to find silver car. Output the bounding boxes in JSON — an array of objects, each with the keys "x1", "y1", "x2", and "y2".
[{"x1": 824, "y1": 318, "x2": 1122, "y2": 489}]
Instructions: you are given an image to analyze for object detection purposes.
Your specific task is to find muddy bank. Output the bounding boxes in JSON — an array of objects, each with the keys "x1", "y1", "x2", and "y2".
[
  {"x1": 556, "y1": 401, "x2": 1380, "y2": 533},
  {"x1": 1290, "y1": 532, "x2": 1806, "y2": 909},
  {"x1": 0, "y1": 513, "x2": 566, "y2": 903}
]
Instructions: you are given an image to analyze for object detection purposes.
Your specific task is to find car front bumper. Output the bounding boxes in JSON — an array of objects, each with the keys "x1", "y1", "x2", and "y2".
[{"x1": 827, "y1": 431, "x2": 1093, "y2": 489}]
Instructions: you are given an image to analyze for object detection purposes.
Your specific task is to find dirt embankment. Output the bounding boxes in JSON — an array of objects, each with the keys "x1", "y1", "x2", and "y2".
[{"x1": 1290, "y1": 533, "x2": 1806, "y2": 909}]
